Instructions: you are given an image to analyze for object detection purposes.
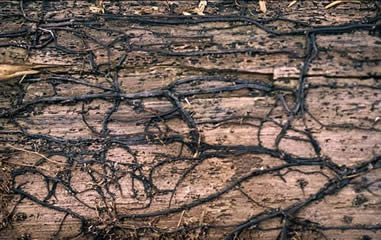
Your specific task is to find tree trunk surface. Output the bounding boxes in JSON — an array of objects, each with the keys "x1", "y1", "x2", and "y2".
[{"x1": 0, "y1": 1, "x2": 380, "y2": 239}]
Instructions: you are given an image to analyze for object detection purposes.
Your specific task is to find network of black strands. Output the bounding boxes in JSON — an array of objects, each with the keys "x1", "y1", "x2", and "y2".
[{"x1": 0, "y1": 1, "x2": 380, "y2": 240}]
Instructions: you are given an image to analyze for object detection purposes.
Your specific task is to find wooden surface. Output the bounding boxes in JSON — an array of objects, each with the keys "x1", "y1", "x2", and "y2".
[{"x1": 0, "y1": 1, "x2": 380, "y2": 239}]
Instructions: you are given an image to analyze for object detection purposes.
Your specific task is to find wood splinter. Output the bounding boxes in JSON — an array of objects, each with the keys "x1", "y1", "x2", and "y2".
[{"x1": 0, "y1": 63, "x2": 71, "y2": 83}]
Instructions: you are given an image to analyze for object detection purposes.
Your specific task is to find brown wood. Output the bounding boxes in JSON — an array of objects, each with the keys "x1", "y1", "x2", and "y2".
[{"x1": 0, "y1": 1, "x2": 380, "y2": 239}]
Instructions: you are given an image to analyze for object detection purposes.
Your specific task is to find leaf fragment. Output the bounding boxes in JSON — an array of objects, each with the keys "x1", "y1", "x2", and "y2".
[
  {"x1": 325, "y1": 1, "x2": 343, "y2": 9},
  {"x1": 134, "y1": 7, "x2": 159, "y2": 15},
  {"x1": 195, "y1": 0, "x2": 207, "y2": 16},
  {"x1": 89, "y1": 5, "x2": 104, "y2": 14},
  {"x1": 90, "y1": 0, "x2": 105, "y2": 13},
  {"x1": 325, "y1": 0, "x2": 361, "y2": 9},
  {"x1": 288, "y1": 0, "x2": 297, "y2": 8},
  {"x1": 259, "y1": 0, "x2": 267, "y2": 13}
]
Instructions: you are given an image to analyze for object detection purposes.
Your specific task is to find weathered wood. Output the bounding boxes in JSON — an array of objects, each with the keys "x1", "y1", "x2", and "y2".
[{"x1": 0, "y1": 1, "x2": 380, "y2": 239}]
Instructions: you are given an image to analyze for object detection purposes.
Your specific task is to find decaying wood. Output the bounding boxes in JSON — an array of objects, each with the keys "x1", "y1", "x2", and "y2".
[{"x1": 0, "y1": 1, "x2": 380, "y2": 239}]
